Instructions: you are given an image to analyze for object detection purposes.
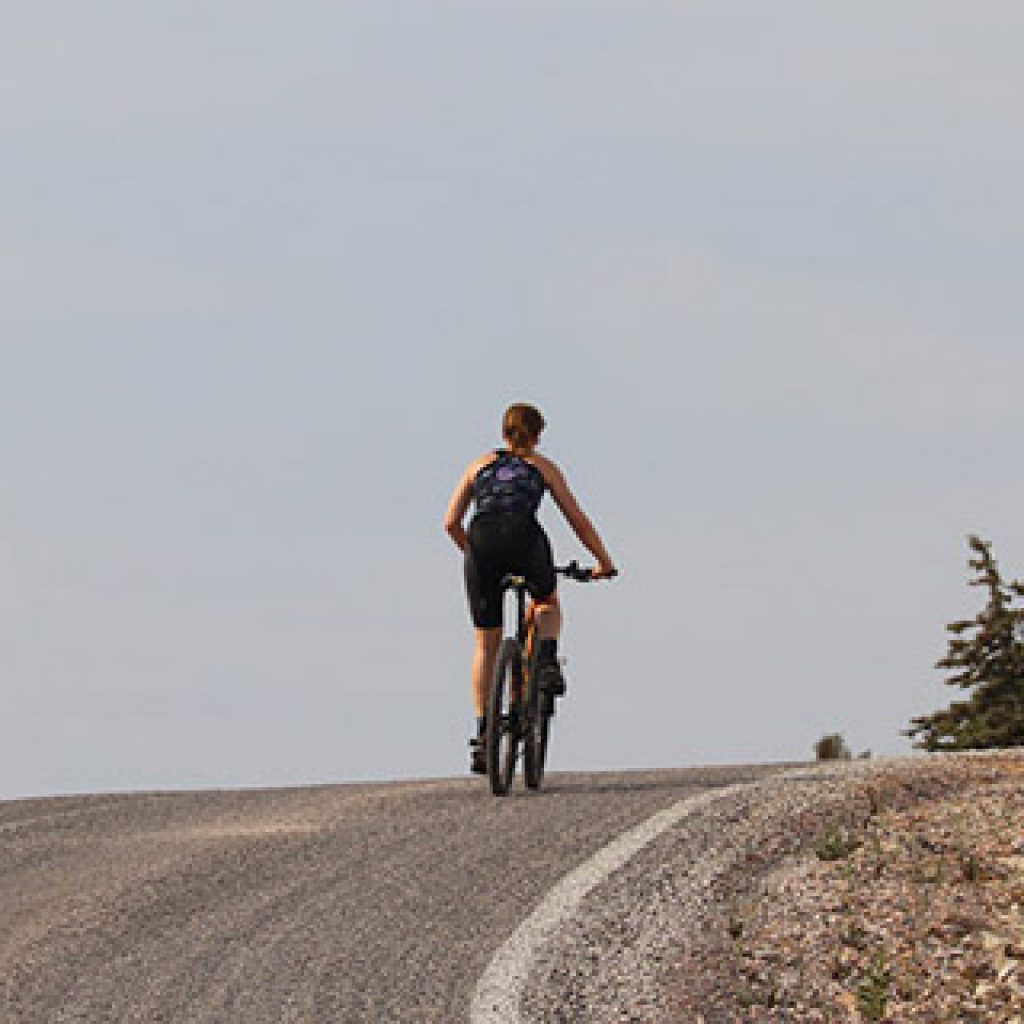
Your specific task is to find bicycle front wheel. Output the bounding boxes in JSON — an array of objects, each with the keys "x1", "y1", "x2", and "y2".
[{"x1": 487, "y1": 637, "x2": 523, "y2": 796}]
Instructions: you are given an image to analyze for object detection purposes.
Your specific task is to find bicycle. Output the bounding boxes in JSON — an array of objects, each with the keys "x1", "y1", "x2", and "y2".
[{"x1": 485, "y1": 561, "x2": 605, "y2": 796}]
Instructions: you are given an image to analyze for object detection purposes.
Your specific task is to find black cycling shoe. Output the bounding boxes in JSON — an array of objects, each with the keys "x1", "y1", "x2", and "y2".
[
  {"x1": 469, "y1": 736, "x2": 486, "y2": 775},
  {"x1": 537, "y1": 658, "x2": 566, "y2": 697}
]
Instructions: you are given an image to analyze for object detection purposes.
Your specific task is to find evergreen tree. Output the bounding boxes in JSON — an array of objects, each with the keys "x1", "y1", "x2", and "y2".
[{"x1": 906, "y1": 536, "x2": 1024, "y2": 750}]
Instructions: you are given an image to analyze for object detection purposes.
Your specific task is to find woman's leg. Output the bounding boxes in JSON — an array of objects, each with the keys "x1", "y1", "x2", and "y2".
[
  {"x1": 532, "y1": 592, "x2": 562, "y2": 640},
  {"x1": 532, "y1": 592, "x2": 565, "y2": 694},
  {"x1": 525, "y1": 521, "x2": 560, "y2": 642},
  {"x1": 472, "y1": 627, "x2": 503, "y2": 719}
]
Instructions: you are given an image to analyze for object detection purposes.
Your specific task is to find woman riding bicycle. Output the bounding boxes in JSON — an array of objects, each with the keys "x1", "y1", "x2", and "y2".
[{"x1": 444, "y1": 403, "x2": 617, "y2": 774}]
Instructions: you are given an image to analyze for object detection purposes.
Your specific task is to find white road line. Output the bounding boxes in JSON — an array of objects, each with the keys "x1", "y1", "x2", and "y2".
[{"x1": 469, "y1": 781, "x2": 759, "y2": 1024}]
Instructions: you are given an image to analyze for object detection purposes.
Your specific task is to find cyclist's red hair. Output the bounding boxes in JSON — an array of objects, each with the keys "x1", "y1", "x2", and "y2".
[{"x1": 503, "y1": 403, "x2": 545, "y2": 453}]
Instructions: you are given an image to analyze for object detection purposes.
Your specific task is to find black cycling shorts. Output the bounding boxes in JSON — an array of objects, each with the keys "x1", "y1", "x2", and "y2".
[{"x1": 464, "y1": 514, "x2": 556, "y2": 628}]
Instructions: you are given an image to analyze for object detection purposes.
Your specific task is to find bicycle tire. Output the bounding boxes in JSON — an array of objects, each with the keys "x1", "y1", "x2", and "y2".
[
  {"x1": 523, "y1": 638, "x2": 551, "y2": 790},
  {"x1": 487, "y1": 637, "x2": 522, "y2": 796}
]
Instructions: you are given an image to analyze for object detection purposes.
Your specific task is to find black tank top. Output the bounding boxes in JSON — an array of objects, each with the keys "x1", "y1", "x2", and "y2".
[{"x1": 472, "y1": 451, "x2": 546, "y2": 519}]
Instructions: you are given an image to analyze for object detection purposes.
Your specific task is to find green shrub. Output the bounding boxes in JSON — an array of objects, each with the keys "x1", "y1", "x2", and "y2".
[
  {"x1": 814, "y1": 732, "x2": 852, "y2": 761},
  {"x1": 815, "y1": 825, "x2": 862, "y2": 861}
]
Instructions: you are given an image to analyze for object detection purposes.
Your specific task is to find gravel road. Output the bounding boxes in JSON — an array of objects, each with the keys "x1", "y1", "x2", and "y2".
[{"x1": 0, "y1": 764, "x2": 785, "y2": 1022}]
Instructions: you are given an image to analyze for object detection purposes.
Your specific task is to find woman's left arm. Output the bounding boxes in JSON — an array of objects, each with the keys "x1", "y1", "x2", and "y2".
[{"x1": 443, "y1": 466, "x2": 475, "y2": 552}]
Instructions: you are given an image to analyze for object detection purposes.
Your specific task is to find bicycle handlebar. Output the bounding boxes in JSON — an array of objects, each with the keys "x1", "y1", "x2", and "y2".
[
  {"x1": 556, "y1": 560, "x2": 618, "y2": 583},
  {"x1": 501, "y1": 561, "x2": 616, "y2": 592}
]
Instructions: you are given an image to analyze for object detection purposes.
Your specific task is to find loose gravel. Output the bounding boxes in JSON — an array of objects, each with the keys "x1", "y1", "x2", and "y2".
[
  {"x1": 519, "y1": 752, "x2": 1024, "y2": 1023},
  {"x1": 716, "y1": 754, "x2": 1024, "y2": 1023}
]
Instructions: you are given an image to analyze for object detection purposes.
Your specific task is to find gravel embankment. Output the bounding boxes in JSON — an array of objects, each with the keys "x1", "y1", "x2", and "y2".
[
  {"x1": 521, "y1": 752, "x2": 1024, "y2": 1023},
  {"x1": 711, "y1": 753, "x2": 1024, "y2": 1022}
]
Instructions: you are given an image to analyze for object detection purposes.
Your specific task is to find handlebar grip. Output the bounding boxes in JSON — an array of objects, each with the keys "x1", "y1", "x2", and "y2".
[{"x1": 558, "y1": 560, "x2": 601, "y2": 582}]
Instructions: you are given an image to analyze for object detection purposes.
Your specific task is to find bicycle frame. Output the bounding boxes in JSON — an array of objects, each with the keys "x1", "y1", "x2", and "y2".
[
  {"x1": 504, "y1": 559, "x2": 594, "y2": 646},
  {"x1": 499, "y1": 577, "x2": 538, "y2": 707},
  {"x1": 505, "y1": 577, "x2": 533, "y2": 648},
  {"x1": 486, "y1": 561, "x2": 599, "y2": 794}
]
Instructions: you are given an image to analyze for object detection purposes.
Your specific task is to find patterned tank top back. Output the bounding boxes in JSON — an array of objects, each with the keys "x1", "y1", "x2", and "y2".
[{"x1": 472, "y1": 450, "x2": 546, "y2": 519}]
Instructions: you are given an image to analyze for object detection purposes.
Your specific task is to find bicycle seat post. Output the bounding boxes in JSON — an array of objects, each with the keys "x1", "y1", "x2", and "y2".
[
  {"x1": 516, "y1": 582, "x2": 529, "y2": 644},
  {"x1": 501, "y1": 574, "x2": 529, "y2": 643}
]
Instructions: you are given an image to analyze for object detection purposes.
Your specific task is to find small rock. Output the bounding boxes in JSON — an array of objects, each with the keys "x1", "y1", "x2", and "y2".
[
  {"x1": 998, "y1": 960, "x2": 1019, "y2": 983},
  {"x1": 778, "y1": 968, "x2": 801, "y2": 990}
]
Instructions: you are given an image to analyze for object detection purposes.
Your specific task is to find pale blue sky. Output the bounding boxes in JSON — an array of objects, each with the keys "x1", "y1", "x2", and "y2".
[{"x1": 3, "y1": 3, "x2": 1022, "y2": 797}]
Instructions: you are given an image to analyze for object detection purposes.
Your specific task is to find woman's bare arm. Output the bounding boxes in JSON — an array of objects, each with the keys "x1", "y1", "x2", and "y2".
[
  {"x1": 443, "y1": 468, "x2": 474, "y2": 552},
  {"x1": 530, "y1": 455, "x2": 617, "y2": 578},
  {"x1": 443, "y1": 454, "x2": 495, "y2": 552}
]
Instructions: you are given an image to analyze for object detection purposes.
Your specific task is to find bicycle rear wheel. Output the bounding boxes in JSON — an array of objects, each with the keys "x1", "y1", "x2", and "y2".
[
  {"x1": 523, "y1": 639, "x2": 552, "y2": 790},
  {"x1": 487, "y1": 637, "x2": 523, "y2": 796}
]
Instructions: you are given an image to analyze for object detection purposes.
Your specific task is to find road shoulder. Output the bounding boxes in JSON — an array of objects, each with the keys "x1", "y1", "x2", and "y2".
[{"x1": 516, "y1": 752, "x2": 1022, "y2": 1022}]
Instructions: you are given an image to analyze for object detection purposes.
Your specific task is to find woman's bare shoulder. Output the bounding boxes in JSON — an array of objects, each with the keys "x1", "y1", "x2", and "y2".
[
  {"x1": 525, "y1": 451, "x2": 565, "y2": 485},
  {"x1": 467, "y1": 450, "x2": 501, "y2": 477}
]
